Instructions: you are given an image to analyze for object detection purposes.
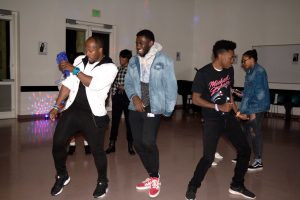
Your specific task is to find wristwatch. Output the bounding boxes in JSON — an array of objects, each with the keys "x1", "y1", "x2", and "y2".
[{"x1": 72, "y1": 67, "x2": 80, "y2": 75}]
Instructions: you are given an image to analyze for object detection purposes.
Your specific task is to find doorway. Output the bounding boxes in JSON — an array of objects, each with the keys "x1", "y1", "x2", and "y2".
[
  {"x1": 66, "y1": 20, "x2": 115, "y2": 63},
  {"x1": 65, "y1": 20, "x2": 116, "y2": 109},
  {"x1": 0, "y1": 11, "x2": 18, "y2": 119}
]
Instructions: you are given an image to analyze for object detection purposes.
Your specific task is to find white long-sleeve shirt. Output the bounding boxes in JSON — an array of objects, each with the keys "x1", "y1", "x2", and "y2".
[{"x1": 62, "y1": 55, "x2": 118, "y2": 116}]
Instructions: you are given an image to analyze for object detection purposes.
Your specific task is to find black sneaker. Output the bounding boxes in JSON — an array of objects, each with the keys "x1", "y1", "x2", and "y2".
[
  {"x1": 248, "y1": 160, "x2": 263, "y2": 171},
  {"x1": 93, "y1": 181, "x2": 108, "y2": 198},
  {"x1": 229, "y1": 185, "x2": 256, "y2": 199},
  {"x1": 185, "y1": 186, "x2": 197, "y2": 200},
  {"x1": 84, "y1": 145, "x2": 91, "y2": 154},
  {"x1": 68, "y1": 145, "x2": 76, "y2": 155},
  {"x1": 105, "y1": 141, "x2": 115, "y2": 154},
  {"x1": 50, "y1": 174, "x2": 71, "y2": 196},
  {"x1": 128, "y1": 143, "x2": 136, "y2": 155}
]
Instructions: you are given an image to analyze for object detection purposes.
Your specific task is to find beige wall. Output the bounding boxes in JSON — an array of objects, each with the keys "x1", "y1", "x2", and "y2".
[
  {"x1": 192, "y1": 0, "x2": 300, "y2": 88},
  {"x1": 1, "y1": 0, "x2": 300, "y2": 115},
  {"x1": 1, "y1": 0, "x2": 195, "y2": 114}
]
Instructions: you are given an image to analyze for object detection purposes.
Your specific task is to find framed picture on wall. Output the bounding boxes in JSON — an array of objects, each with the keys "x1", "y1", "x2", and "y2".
[
  {"x1": 39, "y1": 41, "x2": 48, "y2": 55},
  {"x1": 292, "y1": 53, "x2": 299, "y2": 64}
]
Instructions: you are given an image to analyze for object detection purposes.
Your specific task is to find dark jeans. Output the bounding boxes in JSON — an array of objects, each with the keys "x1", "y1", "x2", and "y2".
[
  {"x1": 241, "y1": 112, "x2": 264, "y2": 160},
  {"x1": 52, "y1": 108, "x2": 109, "y2": 182},
  {"x1": 109, "y1": 93, "x2": 133, "y2": 142},
  {"x1": 129, "y1": 110, "x2": 161, "y2": 178},
  {"x1": 188, "y1": 115, "x2": 251, "y2": 189}
]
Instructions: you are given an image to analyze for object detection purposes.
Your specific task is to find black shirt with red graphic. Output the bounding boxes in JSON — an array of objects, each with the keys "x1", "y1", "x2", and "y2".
[{"x1": 192, "y1": 63, "x2": 234, "y2": 119}]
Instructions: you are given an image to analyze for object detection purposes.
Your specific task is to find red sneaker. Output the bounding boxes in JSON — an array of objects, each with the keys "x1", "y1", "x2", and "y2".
[
  {"x1": 149, "y1": 177, "x2": 161, "y2": 198},
  {"x1": 136, "y1": 178, "x2": 152, "y2": 190}
]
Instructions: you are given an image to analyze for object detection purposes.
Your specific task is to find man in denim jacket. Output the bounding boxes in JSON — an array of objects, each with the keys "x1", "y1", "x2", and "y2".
[
  {"x1": 239, "y1": 49, "x2": 270, "y2": 171},
  {"x1": 125, "y1": 29, "x2": 177, "y2": 198}
]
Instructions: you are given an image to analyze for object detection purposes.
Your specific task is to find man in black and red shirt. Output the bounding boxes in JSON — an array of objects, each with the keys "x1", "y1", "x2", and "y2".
[{"x1": 185, "y1": 40, "x2": 256, "y2": 200}]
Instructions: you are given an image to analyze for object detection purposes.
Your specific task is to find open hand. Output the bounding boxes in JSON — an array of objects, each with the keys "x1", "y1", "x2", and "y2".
[
  {"x1": 236, "y1": 112, "x2": 249, "y2": 120},
  {"x1": 132, "y1": 96, "x2": 145, "y2": 112},
  {"x1": 49, "y1": 109, "x2": 58, "y2": 121},
  {"x1": 249, "y1": 113, "x2": 256, "y2": 120}
]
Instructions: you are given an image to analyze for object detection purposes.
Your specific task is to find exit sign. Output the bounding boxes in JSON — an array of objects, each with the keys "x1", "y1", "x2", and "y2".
[{"x1": 92, "y1": 9, "x2": 101, "y2": 17}]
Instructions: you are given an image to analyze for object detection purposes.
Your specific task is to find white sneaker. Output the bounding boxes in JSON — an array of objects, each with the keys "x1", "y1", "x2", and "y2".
[
  {"x1": 212, "y1": 161, "x2": 218, "y2": 166},
  {"x1": 215, "y1": 152, "x2": 223, "y2": 160}
]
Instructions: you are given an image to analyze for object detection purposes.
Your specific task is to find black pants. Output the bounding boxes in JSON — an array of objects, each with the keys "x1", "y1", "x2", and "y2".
[
  {"x1": 188, "y1": 115, "x2": 251, "y2": 189},
  {"x1": 129, "y1": 110, "x2": 161, "y2": 178},
  {"x1": 52, "y1": 108, "x2": 109, "y2": 182},
  {"x1": 109, "y1": 93, "x2": 132, "y2": 142},
  {"x1": 241, "y1": 112, "x2": 264, "y2": 160}
]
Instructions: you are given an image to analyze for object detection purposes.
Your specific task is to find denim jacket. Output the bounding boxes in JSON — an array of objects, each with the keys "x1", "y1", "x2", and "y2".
[
  {"x1": 240, "y1": 63, "x2": 270, "y2": 114},
  {"x1": 124, "y1": 51, "x2": 177, "y2": 117}
]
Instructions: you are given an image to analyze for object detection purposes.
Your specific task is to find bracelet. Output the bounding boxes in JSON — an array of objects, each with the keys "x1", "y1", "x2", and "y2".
[
  {"x1": 72, "y1": 67, "x2": 80, "y2": 75},
  {"x1": 52, "y1": 104, "x2": 60, "y2": 111},
  {"x1": 214, "y1": 104, "x2": 219, "y2": 111}
]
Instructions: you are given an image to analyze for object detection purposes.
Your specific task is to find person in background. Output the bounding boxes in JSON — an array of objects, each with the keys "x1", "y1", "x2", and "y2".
[
  {"x1": 106, "y1": 49, "x2": 135, "y2": 155},
  {"x1": 67, "y1": 137, "x2": 91, "y2": 155},
  {"x1": 238, "y1": 49, "x2": 270, "y2": 171},
  {"x1": 185, "y1": 40, "x2": 255, "y2": 200},
  {"x1": 125, "y1": 29, "x2": 177, "y2": 198}
]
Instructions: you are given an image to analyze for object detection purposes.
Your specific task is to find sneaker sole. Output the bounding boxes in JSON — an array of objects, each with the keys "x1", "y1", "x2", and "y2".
[
  {"x1": 51, "y1": 177, "x2": 71, "y2": 196},
  {"x1": 136, "y1": 176, "x2": 161, "y2": 191},
  {"x1": 94, "y1": 188, "x2": 109, "y2": 198},
  {"x1": 185, "y1": 198, "x2": 196, "y2": 200},
  {"x1": 64, "y1": 177, "x2": 71, "y2": 186},
  {"x1": 149, "y1": 189, "x2": 160, "y2": 198},
  {"x1": 248, "y1": 167, "x2": 263, "y2": 172},
  {"x1": 136, "y1": 186, "x2": 151, "y2": 190},
  {"x1": 229, "y1": 188, "x2": 256, "y2": 199},
  {"x1": 215, "y1": 155, "x2": 223, "y2": 160}
]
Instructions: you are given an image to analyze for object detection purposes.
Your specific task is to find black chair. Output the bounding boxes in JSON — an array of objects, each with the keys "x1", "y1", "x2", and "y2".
[
  {"x1": 274, "y1": 93, "x2": 287, "y2": 118},
  {"x1": 291, "y1": 94, "x2": 300, "y2": 119},
  {"x1": 291, "y1": 94, "x2": 300, "y2": 107},
  {"x1": 177, "y1": 80, "x2": 193, "y2": 109},
  {"x1": 267, "y1": 90, "x2": 276, "y2": 117}
]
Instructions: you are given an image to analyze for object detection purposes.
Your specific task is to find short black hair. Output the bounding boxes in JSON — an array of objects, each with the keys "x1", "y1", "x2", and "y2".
[
  {"x1": 243, "y1": 49, "x2": 258, "y2": 62},
  {"x1": 88, "y1": 36, "x2": 104, "y2": 48},
  {"x1": 136, "y1": 29, "x2": 155, "y2": 42},
  {"x1": 212, "y1": 40, "x2": 236, "y2": 58},
  {"x1": 119, "y1": 49, "x2": 132, "y2": 60}
]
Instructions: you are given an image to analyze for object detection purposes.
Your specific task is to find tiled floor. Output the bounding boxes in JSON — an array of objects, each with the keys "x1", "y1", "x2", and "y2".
[{"x1": 0, "y1": 110, "x2": 299, "y2": 200}]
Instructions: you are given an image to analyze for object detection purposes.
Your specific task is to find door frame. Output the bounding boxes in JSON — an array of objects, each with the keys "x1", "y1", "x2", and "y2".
[
  {"x1": 0, "y1": 11, "x2": 19, "y2": 119},
  {"x1": 66, "y1": 19, "x2": 117, "y2": 62}
]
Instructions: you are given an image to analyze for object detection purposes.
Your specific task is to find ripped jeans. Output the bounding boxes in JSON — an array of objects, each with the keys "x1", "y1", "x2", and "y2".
[{"x1": 241, "y1": 112, "x2": 264, "y2": 160}]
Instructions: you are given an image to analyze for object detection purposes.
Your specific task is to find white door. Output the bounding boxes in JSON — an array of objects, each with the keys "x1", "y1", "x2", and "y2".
[{"x1": 0, "y1": 11, "x2": 18, "y2": 119}]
